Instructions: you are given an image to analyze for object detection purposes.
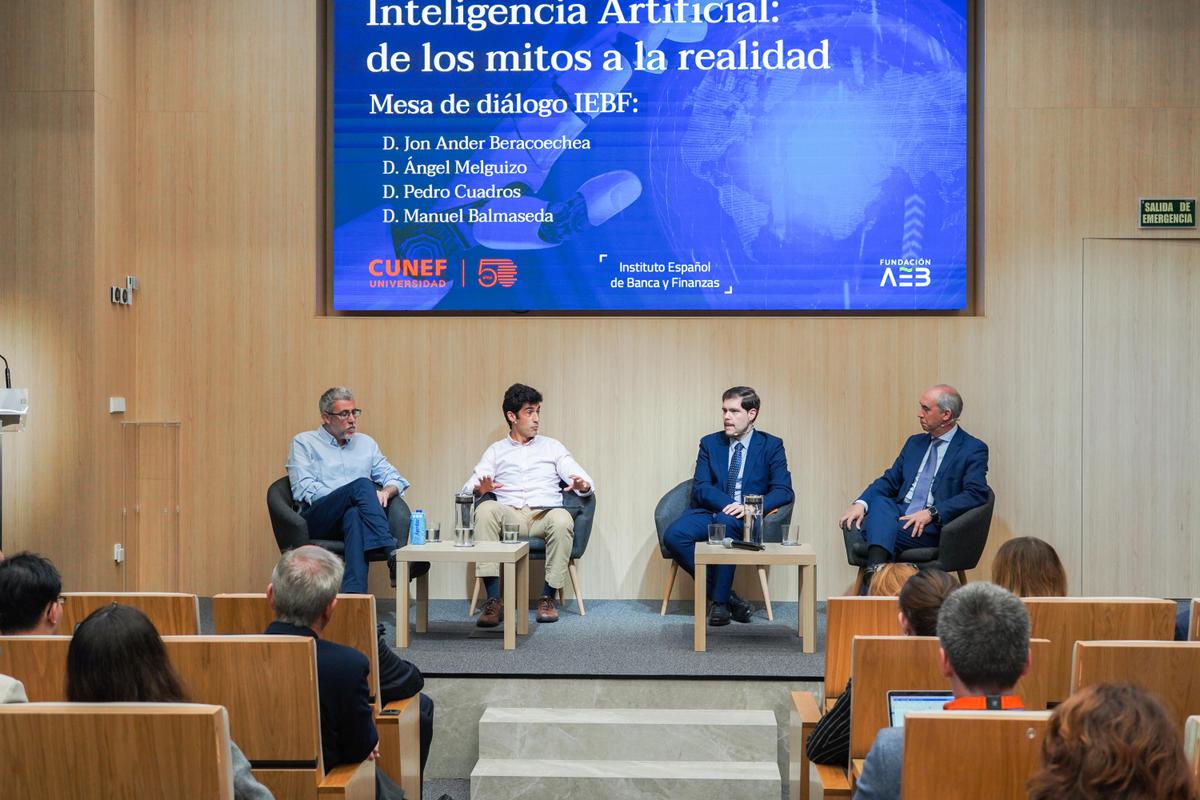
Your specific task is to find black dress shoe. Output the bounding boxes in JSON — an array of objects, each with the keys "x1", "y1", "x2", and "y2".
[
  {"x1": 709, "y1": 602, "x2": 732, "y2": 627},
  {"x1": 728, "y1": 592, "x2": 754, "y2": 623}
]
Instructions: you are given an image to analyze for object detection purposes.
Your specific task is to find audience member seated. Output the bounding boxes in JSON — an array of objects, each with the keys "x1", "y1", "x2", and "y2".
[
  {"x1": 1028, "y1": 682, "x2": 1199, "y2": 800},
  {"x1": 807, "y1": 566, "x2": 958, "y2": 767},
  {"x1": 66, "y1": 604, "x2": 273, "y2": 800},
  {"x1": 375, "y1": 623, "x2": 433, "y2": 772},
  {"x1": 264, "y1": 545, "x2": 405, "y2": 799},
  {"x1": 854, "y1": 582, "x2": 1030, "y2": 800},
  {"x1": 990, "y1": 536, "x2": 1067, "y2": 596},
  {"x1": 0, "y1": 672, "x2": 27, "y2": 703},
  {"x1": 0, "y1": 551, "x2": 62, "y2": 635}
]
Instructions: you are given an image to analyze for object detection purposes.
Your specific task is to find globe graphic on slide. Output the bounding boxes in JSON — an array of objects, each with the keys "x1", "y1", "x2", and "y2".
[{"x1": 648, "y1": 1, "x2": 968, "y2": 271}]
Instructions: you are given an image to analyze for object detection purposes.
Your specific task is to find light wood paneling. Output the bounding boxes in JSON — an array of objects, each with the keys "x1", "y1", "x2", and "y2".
[
  {"x1": 901, "y1": 711, "x2": 1051, "y2": 799},
  {"x1": 1071, "y1": 641, "x2": 1200, "y2": 732},
  {"x1": 1083, "y1": 239, "x2": 1200, "y2": 596},
  {"x1": 3, "y1": 0, "x2": 1199, "y2": 597},
  {"x1": 0, "y1": 703, "x2": 235, "y2": 800},
  {"x1": 60, "y1": 591, "x2": 199, "y2": 635}
]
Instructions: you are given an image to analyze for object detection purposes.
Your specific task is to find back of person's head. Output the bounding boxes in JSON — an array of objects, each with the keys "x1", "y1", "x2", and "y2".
[
  {"x1": 867, "y1": 563, "x2": 918, "y2": 597},
  {"x1": 0, "y1": 551, "x2": 62, "y2": 634},
  {"x1": 270, "y1": 545, "x2": 344, "y2": 627},
  {"x1": 991, "y1": 536, "x2": 1068, "y2": 597},
  {"x1": 1029, "y1": 683, "x2": 1199, "y2": 800},
  {"x1": 898, "y1": 568, "x2": 960, "y2": 636},
  {"x1": 937, "y1": 582, "x2": 1030, "y2": 693},
  {"x1": 66, "y1": 604, "x2": 187, "y2": 703}
]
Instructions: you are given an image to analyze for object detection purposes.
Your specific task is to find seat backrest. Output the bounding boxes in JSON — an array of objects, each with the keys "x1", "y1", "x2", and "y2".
[
  {"x1": 928, "y1": 488, "x2": 996, "y2": 571},
  {"x1": 1024, "y1": 597, "x2": 1176, "y2": 702},
  {"x1": 562, "y1": 490, "x2": 597, "y2": 558},
  {"x1": 900, "y1": 711, "x2": 1051, "y2": 799},
  {"x1": 61, "y1": 592, "x2": 200, "y2": 635},
  {"x1": 1186, "y1": 715, "x2": 1200, "y2": 781},
  {"x1": 0, "y1": 635, "x2": 70, "y2": 700},
  {"x1": 0, "y1": 702, "x2": 235, "y2": 799},
  {"x1": 1071, "y1": 640, "x2": 1200, "y2": 732},
  {"x1": 849, "y1": 636, "x2": 1052, "y2": 759},
  {"x1": 824, "y1": 597, "x2": 901, "y2": 696},
  {"x1": 654, "y1": 480, "x2": 693, "y2": 556},
  {"x1": 211, "y1": 593, "x2": 381, "y2": 709},
  {"x1": 164, "y1": 635, "x2": 326, "y2": 796}
]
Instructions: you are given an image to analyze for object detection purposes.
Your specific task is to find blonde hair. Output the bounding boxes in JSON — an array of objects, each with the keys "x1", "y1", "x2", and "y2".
[
  {"x1": 991, "y1": 537, "x2": 1068, "y2": 597},
  {"x1": 868, "y1": 563, "x2": 919, "y2": 597}
]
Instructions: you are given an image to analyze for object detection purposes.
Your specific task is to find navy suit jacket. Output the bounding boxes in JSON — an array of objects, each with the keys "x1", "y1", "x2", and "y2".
[
  {"x1": 690, "y1": 430, "x2": 794, "y2": 514},
  {"x1": 857, "y1": 427, "x2": 989, "y2": 525},
  {"x1": 265, "y1": 620, "x2": 378, "y2": 772}
]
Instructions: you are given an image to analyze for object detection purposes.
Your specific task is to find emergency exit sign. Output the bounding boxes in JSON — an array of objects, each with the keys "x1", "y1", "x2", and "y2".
[{"x1": 1139, "y1": 198, "x2": 1196, "y2": 228}]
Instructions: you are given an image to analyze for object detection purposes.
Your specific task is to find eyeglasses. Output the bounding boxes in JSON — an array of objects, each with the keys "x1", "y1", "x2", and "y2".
[{"x1": 326, "y1": 409, "x2": 363, "y2": 420}]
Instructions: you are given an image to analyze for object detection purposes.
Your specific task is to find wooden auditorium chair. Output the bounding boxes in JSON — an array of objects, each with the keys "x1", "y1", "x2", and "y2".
[
  {"x1": 0, "y1": 634, "x2": 374, "y2": 798},
  {"x1": 1186, "y1": 715, "x2": 1200, "y2": 781},
  {"x1": 900, "y1": 710, "x2": 1052, "y2": 799},
  {"x1": 164, "y1": 635, "x2": 374, "y2": 798},
  {"x1": 1070, "y1": 640, "x2": 1200, "y2": 731},
  {"x1": 60, "y1": 591, "x2": 200, "y2": 635},
  {"x1": 0, "y1": 703, "x2": 239, "y2": 799},
  {"x1": 789, "y1": 597, "x2": 900, "y2": 800},
  {"x1": 0, "y1": 635, "x2": 70, "y2": 700},
  {"x1": 790, "y1": 635, "x2": 1053, "y2": 798},
  {"x1": 1190, "y1": 599, "x2": 1200, "y2": 640},
  {"x1": 1023, "y1": 597, "x2": 1175, "y2": 703},
  {"x1": 212, "y1": 593, "x2": 422, "y2": 800}
]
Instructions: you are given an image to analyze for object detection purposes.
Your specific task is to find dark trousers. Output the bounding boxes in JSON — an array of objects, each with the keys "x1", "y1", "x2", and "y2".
[
  {"x1": 377, "y1": 635, "x2": 434, "y2": 772},
  {"x1": 302, "y1": 477, "x2": 396, "y2": 592},
  {"x1": 663, "y1": 508, "x2": 744, "y2": 604},
  {"x1": 862, "y1": 496, "x2": 941, "y2": 557}
]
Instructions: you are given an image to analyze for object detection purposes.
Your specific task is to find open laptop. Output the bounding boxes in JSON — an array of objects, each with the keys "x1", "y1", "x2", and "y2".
[{"x1": 887, "y1": 690, "x2": 955, "y2": 728}]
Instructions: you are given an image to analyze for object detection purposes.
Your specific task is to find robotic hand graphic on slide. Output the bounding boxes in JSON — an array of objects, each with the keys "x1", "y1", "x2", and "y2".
[{"x1": 345, "y1": 21, "x2": 707, "y2": 279}]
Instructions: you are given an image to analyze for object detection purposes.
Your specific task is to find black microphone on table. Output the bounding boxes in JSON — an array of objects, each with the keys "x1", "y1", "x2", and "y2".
[{"x1": 723, "y1": 537, "x2": 765, "y2": 552}]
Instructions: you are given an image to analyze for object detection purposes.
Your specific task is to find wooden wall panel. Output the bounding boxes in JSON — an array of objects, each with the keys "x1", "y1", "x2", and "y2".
[
  {"x1": 2, "y1": 0, "x2": 1195, "y2": 597},
  {"x1": 121, "y1": 0, "x2": 1200, "y2": 598}
]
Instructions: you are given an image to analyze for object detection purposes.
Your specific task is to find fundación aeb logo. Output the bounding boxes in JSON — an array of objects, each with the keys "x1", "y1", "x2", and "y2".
[{"x1": 880, "y1": 264, "x2": 931, "y2": 288}]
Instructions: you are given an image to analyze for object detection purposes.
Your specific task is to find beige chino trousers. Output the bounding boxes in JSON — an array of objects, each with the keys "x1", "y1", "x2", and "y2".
[{"x1": 473, "y1": 500, "x2": 574, "y2": 589}]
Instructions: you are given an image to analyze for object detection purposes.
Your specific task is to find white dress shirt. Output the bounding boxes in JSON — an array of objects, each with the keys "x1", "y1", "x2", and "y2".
[{"x1": 462, "y1": 434, "x2": 594, "y2": 508}]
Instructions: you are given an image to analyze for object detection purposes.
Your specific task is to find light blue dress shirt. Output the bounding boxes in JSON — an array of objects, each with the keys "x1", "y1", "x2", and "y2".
[{"x1": 286, "y1": 427, "x2": 408, "y2": 505}]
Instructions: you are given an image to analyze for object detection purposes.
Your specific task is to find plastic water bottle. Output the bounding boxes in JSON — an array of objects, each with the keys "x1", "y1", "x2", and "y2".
[{"x1": 410, "y1": 509, "x2": 426, "y2": 546}]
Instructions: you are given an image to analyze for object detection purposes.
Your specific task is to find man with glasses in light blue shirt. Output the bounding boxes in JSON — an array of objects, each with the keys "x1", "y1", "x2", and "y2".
[{"x1": 287, "y1": 387, "x2": 409, "y2": 592}]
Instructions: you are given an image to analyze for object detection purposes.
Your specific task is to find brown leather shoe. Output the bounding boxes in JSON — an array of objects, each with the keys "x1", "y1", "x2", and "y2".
[
  {"x1": 476, "y1": 596, "x2": 503, "y2": 628},
  {"x1": 536, "y1": 596, "x2": 559, "y2": 623}
]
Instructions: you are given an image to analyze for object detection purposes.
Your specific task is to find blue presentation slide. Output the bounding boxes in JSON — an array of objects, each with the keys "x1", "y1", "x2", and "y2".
[{"x1": 331, "y1": 0, "x2": 970, "y2": 311}]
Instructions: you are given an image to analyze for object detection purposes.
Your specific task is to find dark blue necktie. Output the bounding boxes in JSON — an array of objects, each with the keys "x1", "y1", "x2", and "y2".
[
  {"x1": 725, "y1": 442, "x2": 744, "y2": 499},
  {"x1": 905, "y1": 438, "x2": 943, "y2": 515}
]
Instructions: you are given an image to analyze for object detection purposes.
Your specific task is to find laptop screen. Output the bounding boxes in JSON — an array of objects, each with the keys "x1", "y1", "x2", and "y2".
[{"x1": 887, "y1": 690, "x2": 955, "y2": 727}]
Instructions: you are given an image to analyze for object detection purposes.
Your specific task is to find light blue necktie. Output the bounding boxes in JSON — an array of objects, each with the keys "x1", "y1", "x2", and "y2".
[
  {"x1": 725, "y1": 442, "x2": 744, "y2": 499},
  {"x1": 905, "y1": 438, "x2": 943, "y2": 515}
]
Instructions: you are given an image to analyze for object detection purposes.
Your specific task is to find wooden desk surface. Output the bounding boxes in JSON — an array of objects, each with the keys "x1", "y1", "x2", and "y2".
[
  {"x1": 393, "y1": 541, "x2": 528, "y2": 563},
  {"x1": 694, "y1": 542, "x2": 816, "y2": 566}
]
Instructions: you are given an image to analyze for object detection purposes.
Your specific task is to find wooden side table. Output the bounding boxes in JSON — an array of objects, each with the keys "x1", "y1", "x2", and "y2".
[
  {"x1": 694, "y1": 542, "x2": 817, "y2": 652},
  {"x1": 394, "y1": 541, "x2": 529, "y2": 650}
]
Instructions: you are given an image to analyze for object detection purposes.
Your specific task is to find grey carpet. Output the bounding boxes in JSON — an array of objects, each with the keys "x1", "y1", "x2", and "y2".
[
  {"x1": 199, "y1": 596, "x2": 828, "y2": 678},
  {"x1": 375, "y1": 598, "x2": 827, "y2": 679}
]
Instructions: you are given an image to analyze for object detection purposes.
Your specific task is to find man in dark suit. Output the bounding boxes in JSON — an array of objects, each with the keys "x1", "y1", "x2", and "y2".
[
  {"x1": 839, "y1": 385, "x2": 989, "y2": 590},
  {"x1": 264, "y1": 545, "x2": 408, "y2": 799},
  {"x1": 664, "y1": 386, "x2": 794, "y2": 626}
]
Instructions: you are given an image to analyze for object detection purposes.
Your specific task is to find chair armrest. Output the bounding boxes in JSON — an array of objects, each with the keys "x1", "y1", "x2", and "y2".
[
  {"x1": 841, "y1": 523, "x2": 868, "y2": 567},
  {"x1": 376, "y1": 697, "x2": 421, "y2": 800},
  {"x1": 319, "y1": 759, "x2": 375, "y2": 799},
  {"x1": 790, "y1": 691, "x2": 822, "y2": 800}
]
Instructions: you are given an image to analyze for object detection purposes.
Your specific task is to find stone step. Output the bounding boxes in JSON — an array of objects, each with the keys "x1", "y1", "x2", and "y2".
[
  {"x1": 478, "y1": 706, "x2": 777, "y2": 762},
  {"x1": 471, "y1": 757, "x2": 781, "y2": 800}
]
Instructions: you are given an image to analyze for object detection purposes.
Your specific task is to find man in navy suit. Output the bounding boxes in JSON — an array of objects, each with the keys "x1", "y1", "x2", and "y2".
[
  {"x1": 839, "y1": 385, "x2": 989, "y2": 591},
  {"x1": 664, "y1": 387, "x2": 794, "y2": 626}
]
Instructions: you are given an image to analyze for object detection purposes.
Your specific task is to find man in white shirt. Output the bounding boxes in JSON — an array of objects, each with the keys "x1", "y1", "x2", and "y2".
[{"x1": 462, "y1": 384, "x2": 594, "y2": 625}]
